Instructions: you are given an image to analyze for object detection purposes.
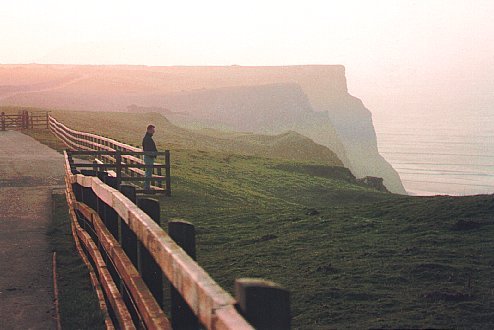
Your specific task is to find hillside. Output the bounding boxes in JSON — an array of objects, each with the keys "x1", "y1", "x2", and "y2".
[
  {"x1": 49, "y1": 110, "x2": 343, "y2": 166},
  {"x1": 18, "y1": 109, "x2": 494, "y2": 329},
  {"x1": 0, "y1": 64, "x2": 405, "y2": 194}
]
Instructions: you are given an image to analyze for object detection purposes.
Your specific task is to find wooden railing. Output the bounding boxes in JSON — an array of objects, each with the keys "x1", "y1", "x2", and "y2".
[
  {"x1": 1, "y1": 110, "x2": 49, "y2": 131},
  {"x1": 49, "y1": 115, "x2": 170, "y2": 195},
  {"x1": 63, "y1": 151, "x2": 291, "y2": 329}
]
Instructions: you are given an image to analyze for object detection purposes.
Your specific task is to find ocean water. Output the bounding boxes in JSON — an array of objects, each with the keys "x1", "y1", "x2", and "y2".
[{"x1": 373, "y1": 111, "x2": 494, "y2": 196}]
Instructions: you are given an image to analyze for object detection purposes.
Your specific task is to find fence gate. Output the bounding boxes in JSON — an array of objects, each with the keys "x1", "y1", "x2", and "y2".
[{"x1": 0, "y1": 111, "x2": 49, "y2": 131}]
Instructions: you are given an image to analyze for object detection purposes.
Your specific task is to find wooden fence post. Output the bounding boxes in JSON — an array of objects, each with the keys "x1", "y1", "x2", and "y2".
[
  {"x1": 137, "y1": 198, "x2": 163, "y2": 308},
  {"x1": 115, "y1": 150, "x2": 122, "y2": 189},
  {"x1": 235, "y1": 278, "x2": 291, "y2": 330},
  {"x1": 1, "y1": 112, "x2": 5, "y2": 131},
  {"x1": 103, "y1": 175, "x2": 119, "y2": 190},
  {"x1": 68, "y1": 153, "x2": 77, "y2": 174},
  {"x1": 95, "y1": 172, "x2": 111, "y2": 234},
  {"x1": 168, "y1": 220, "x2": 199, "y2": 329},
  {"x1": 118, "y1": 184, "x2": 141, "y2": 322},
  {"x1": 79, "y1": 171, "x2": 98, "y2": 243},
  {"x1": 72, "y1": 183, "x2": 85, "y2": 230},
  {"x1": 119, "y1": 185, "x2": 138, "y2": 266},
  {"x1": 72, "y1": 183, "x2": 82, "y2": 202},
  {"x1": 157, "y1": 166, "x2": 162, "y2": 189},
  {"x1": 165, "y1": 150, "x2": 171, "y2": 197},
  {"x1": 104, "y1": 193, "x2": 119, "y2": 241},
  {"x1": 95, "y1": 173, "x2": 109, "y2": 231},
  {"x1": 130, "y1": 159, "x2": 135, "y2": 178},
  {"x1": 120, "y1": 185, "x2": 137, "y2": 204}
]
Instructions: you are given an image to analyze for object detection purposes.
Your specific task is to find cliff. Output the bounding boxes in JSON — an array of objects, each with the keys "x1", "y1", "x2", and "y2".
[
  {"x1": 157, "y1": 71, "x2": 406, "y2": 194},
  {"x1": 0, "y1": 64, "x2": 406, "y2": 193}
]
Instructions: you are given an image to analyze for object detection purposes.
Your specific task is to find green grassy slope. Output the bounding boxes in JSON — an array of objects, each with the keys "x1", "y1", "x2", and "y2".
[
  {"x1": 20, "y1": 109, "x2": 494, "y2": 328},
  {"x1": 162, "y1": 154, "x2": 494, "y2": 329},
  {"x1": 49, "y1": 110, "x2": 343, "y2": 165}
]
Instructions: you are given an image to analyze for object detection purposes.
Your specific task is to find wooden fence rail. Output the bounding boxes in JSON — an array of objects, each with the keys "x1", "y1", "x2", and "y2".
[
  {"x1": 67, "y1": 150, "x2": 170, "y2": 195},
  {"x1": 63, "y1": 151, "x2": 291, "y2": 329},
  {"x1": 49, "y1": 115, "x2": 170, "y2": 195}
]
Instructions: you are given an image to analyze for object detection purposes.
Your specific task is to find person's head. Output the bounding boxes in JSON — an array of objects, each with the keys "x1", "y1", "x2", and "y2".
[{"x1": 146, "y1": 124, "x2": 155, "y2": 135}]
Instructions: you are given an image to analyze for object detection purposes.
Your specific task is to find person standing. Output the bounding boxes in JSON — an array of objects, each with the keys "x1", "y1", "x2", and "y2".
[{"x1": 142, "y1": 124, "x2": 157, "y2": 190}]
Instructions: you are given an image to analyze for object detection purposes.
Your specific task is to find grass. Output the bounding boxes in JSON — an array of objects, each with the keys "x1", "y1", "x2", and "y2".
[
  {"x1": 48, "y1": 193, "x2": 105, "y2": 329},
  {"x1": 21, "y1": 108, "x2": 494, "y2": 329},
  {"x1": 163, "y1": 160, "x2": 494, "y2": 329}
]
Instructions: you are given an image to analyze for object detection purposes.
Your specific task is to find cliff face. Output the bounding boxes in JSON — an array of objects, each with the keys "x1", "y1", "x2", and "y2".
[
  {"x1": 320, "y1": 94, "x2": 406, "y2": 194},
  {"x1": 0, "y1": 64, "x2": 406, "y2": 193},
  {"x1": 159, "y1": 68, "x2": 406, "y2": 194}
]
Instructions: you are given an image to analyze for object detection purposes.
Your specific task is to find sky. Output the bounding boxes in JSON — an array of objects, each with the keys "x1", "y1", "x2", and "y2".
[{"x1": 1, "y1": 0, "x2": 493, "y2": 116}]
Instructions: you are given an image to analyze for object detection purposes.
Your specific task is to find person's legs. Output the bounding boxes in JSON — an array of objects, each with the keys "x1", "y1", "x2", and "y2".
[{"x1": 143, "y1": 155, "x2": 154, "y2": 190}]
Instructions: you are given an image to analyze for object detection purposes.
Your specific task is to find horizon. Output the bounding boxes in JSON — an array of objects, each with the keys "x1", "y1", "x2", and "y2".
[{"x1": 2, "y1": 0, "x2": 493, "y2": 118}]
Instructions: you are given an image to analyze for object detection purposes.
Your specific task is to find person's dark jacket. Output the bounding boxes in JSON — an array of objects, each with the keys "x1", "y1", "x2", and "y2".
[{"x1": 142, "y1": 133, "x2": 158, "y2": 158}]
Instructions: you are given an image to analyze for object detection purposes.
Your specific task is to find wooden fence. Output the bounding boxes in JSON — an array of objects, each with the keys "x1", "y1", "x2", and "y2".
[
  {"x1": 49, "y1": 115, "x2": 170, "y2": 195},
  {"x1": 63, "y1": 151, "x2": 291, "y2": 329},
  {"x1": 0, "y1": 110, "x2": 49, "y2": 131}
]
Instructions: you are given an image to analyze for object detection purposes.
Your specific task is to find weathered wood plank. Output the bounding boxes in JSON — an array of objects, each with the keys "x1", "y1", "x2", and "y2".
[
  {"x1": 213, "y1": 306, "x2": 254, "y2": 330},
  {"x1": 51, "y1": 116, "x2": 141, "y2": 153},
  {"x1": 72, "y1": 206, "x2": 135, "y2": 329},
  {"x1": 74, "y1": 202, "x2": 171, "y2": 329}
]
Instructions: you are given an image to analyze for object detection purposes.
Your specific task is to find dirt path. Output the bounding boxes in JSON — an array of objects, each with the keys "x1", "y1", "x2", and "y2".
[{"x1": 0, "y1": 130, "x2": 65, "y2": 329}]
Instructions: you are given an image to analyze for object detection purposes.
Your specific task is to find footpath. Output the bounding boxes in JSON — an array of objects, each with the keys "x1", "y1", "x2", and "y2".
[{"x1": 0, "y1": 130, "x2": 65, "y2": 329}]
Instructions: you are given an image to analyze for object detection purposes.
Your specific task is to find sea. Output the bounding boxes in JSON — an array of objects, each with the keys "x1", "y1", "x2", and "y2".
[{"x1": 373, "y1": 111, "x2": 494, "y2": 196}]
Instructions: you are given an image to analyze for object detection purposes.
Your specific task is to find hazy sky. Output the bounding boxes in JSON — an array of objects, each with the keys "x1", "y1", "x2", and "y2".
[{"x1": 1, "y1": 0, "x2": 493, "y2": 116}]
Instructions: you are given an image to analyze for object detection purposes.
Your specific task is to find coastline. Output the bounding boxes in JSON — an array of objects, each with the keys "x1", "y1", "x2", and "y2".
[{"x1": 374, "y1": 111, "x2": 494, "y2": 197}]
